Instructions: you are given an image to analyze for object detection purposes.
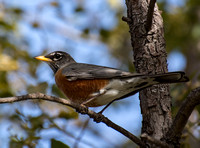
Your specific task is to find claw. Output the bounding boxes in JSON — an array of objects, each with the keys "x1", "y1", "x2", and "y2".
[
  {"x1": 93, "y1": 112, "x2": 104, "y2": 123},
  {"x1": 75, "y1": 104, "x2": 88, "y2": 114}
]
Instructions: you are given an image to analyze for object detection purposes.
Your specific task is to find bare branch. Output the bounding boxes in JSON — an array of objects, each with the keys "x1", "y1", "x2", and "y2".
[
  {"x1": 73, "y1": 119, "x2": 90, "y2": 148},
  {"x1": 166, "y1": 87, "x2": 200, "y2": 145},
  {"x1": 146, "y1": 0, "x2": 157, "y2": 32},
  {"x1": 122, "y1": 16, "x2": 132, "y2": 23},
  {"x1": 141, "y1": 133, "x2": 169, "y2": 148},
  {"x1": 0, "y1": 93, "x2": 145, "y2": 147},
  {"x1": 50, "y1": 118, "x2": 97, "y2": 148}
]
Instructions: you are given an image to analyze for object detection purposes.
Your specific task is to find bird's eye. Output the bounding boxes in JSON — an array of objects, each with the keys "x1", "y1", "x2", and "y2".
[{"x1": 54, "y1": 53, "x2": 62, "y2": 60}]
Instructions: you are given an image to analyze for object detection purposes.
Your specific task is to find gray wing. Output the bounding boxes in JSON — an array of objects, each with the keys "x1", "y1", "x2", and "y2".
[{"x1": 61, "y1": 63, "x2": 138, "y2": 81}]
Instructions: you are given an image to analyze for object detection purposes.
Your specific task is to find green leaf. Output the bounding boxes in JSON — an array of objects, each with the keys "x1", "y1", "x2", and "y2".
[
  {"x1": 32, "y1": 22, "x2": 40, "y2": 28},
  {"x1": 100, "y1": 29, "x2": 110, "y2": 41},
  {"x1": 51, "y1": 139, "x2": 70, "y2": 148},
  {"x1": 58, "y1": 111, "x2": 78, "y2": 120},
  {"x1": 0, "y1": 54, "x2": 19, "y2": 71},
  {"x1": 0, "y1": 20, "x2": 14, "y2": 30},
  {"x1": 75, "y1": 6, "x2": 84, "y2": 12},
  {"x1": 83, "y1": 28, "x2": 89, "y2": 35},
  {"x1": 50, "y1": 2, "x2": 59, "y2": 7},
  {"x1": 27, "y1": 82, "x2": 48, "y2": 94},
  {"x1": 11, "y1": 8, "x2": 24, "y2": 15}
]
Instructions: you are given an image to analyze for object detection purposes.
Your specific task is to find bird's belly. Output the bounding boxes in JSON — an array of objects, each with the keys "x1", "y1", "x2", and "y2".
[
  {"x1": 55, "y1": 70, "x2": 152, "y2": 107},
  {"x1": 85, "y1": 78, "x2": 141, "y2": 106},
  {"x1": 55, "y1": 69, "x2": 109, "y2": 105}
]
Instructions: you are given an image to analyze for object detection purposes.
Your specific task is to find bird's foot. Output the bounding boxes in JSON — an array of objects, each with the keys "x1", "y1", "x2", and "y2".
[
  {"x1": 92, "y1": 112, "x2": 104, "y2": 123},
  {"x1": 75, "y1": 104, "x2": 88, "y2": 114}
]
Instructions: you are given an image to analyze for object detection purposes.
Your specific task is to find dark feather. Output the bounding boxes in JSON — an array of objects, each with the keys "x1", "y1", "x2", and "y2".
[
  {"x1": 61, "y1": 63, "x2": 189, "y2": 84},
  {"x1": 61, "y1": 63, "x2": 135, "y2": 80}
]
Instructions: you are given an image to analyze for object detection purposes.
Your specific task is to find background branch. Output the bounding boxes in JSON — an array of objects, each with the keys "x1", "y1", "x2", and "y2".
[
  {"x1": 141, "y1": 133, "x2": 169, "y2": 148},
  {"x1": 145, "y1": 0, "x2": 157, "y2": 32},
  {"x1": 166, "y1": 87, "x2": 200, "y2": 146},
  {"x1": 73, "y1": 119, "x2": 90, "y2": 148},
  {"x1": 0, "y1": 93, "x2": 145, "y2": 147}
]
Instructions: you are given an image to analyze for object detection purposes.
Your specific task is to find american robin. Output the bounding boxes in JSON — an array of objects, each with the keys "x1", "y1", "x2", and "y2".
[{"x1": 35, "y1": 51, "x2": 189, "y2": 111}]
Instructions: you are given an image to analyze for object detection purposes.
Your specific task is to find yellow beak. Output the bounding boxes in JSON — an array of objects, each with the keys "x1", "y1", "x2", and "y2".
[{"x1": 34, "y1": 56, "x2": 52, "y2": 62}]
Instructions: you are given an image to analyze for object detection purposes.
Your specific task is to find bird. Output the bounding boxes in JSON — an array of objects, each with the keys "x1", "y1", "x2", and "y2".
[{"x1": 35, "y1": 51, "x2": 189, "y2": 112}]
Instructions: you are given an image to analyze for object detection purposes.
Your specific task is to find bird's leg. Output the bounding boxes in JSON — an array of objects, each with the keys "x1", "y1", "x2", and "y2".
[
  {"x1": 81, "y1": 89, "x2": 106, "y2": 106},
  {"x1": 98, "y1": 99, "x2": 118, "y2": 114},
  {"x1": 82, "y1": 89, "x2": 119, "y2": 114},
  {"x1": 75, "y1": 104, "x2": 88, "y2": 114}
]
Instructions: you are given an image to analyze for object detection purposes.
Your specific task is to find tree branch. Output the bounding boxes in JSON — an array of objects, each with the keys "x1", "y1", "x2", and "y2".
[
  {"x1": 141, "y1": 133, "x2": 169, "y2": 148},
  {"x1": 125, "y1": 0, "x2": 172, "y2": 142},
  {"x1": 73, "y1": 119, "x2": 90, "y2": 148},
  {"x1": 166, "y1": 87, "x2": 200, "y2": 145},
  {"x1": 145, "y1": 0, "x2": 156, "y2": 32},
  {"x1": 0, "y1": 93, "x2": 145, "y2": 147},
  {"x1": 122, "y1": 16, "x2": 132, "y2": 23}
]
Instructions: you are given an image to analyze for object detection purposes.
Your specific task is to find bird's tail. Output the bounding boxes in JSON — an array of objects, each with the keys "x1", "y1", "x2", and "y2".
[{"x1": 150, "y1": 71, "x2": 189, "y2": 84}]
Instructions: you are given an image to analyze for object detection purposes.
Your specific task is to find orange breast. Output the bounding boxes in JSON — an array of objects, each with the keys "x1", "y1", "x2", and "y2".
[{"x1": 55, "y1": 69, "x2": 109, "y2": 106}]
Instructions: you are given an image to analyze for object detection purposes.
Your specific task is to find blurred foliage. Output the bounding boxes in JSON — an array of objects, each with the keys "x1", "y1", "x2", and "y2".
[
  {"x1": 0, "y1": 0, "x2": 199, "y2": 148},
  {"x1": 51, "y1": 139, "x2": 70, "y2": 148}
]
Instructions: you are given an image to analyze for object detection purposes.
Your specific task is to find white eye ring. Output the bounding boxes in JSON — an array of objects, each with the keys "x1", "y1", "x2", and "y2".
[{"x1": 53, "y1": 53, "x2": 62, "y2": 61}]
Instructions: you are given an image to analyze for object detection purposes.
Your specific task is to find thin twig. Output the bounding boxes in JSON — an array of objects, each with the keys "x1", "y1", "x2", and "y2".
[
  {"x1": 141, "y1": 133, "x2": 169, "y2": 148},
  {"x1": 0, "y1": 93, "x2": 145, "y2": 147},
  {"x1": 50, "y1": 118, "x2": 97, "y2": 148},
  {"x1": 166, "y1": 87, "x2": 200, "y2": 145},
  {"x1": 122, "y1": 16, "x2": 132, "y2": 23},
  {"x1": 145, "y1": 0, "x2": 156, "y2": 32},
  {"x1": 73, "y1": 119, "x2": 90, "y2": 148}
]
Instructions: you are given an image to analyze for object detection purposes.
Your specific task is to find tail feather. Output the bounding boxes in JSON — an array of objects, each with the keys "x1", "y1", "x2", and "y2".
[
  {"x1": 152, "y1": 71, "x2": 189, "y2": 84},
  {"x1": 99, "y1": 71, "x2": 189, "y2": 105}
]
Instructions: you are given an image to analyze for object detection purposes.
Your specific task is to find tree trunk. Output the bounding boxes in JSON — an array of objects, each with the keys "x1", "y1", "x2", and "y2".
[{"x1": 125, "y1": 0, "x2": 172, "y2": 147}]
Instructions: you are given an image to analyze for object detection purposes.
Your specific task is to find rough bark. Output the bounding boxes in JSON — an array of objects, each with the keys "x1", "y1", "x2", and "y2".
[
  {"x1": 124, "y1": 0, "x2": 172, "y2": 146},
  {"x1": 165, "y1": 87, "x2": 200, "y2": 147}
]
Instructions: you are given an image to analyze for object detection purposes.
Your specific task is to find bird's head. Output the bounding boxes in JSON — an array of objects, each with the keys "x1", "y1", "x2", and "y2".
[{"x1": 35, "y1": 51, "x2": 76, "y2": 73}]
